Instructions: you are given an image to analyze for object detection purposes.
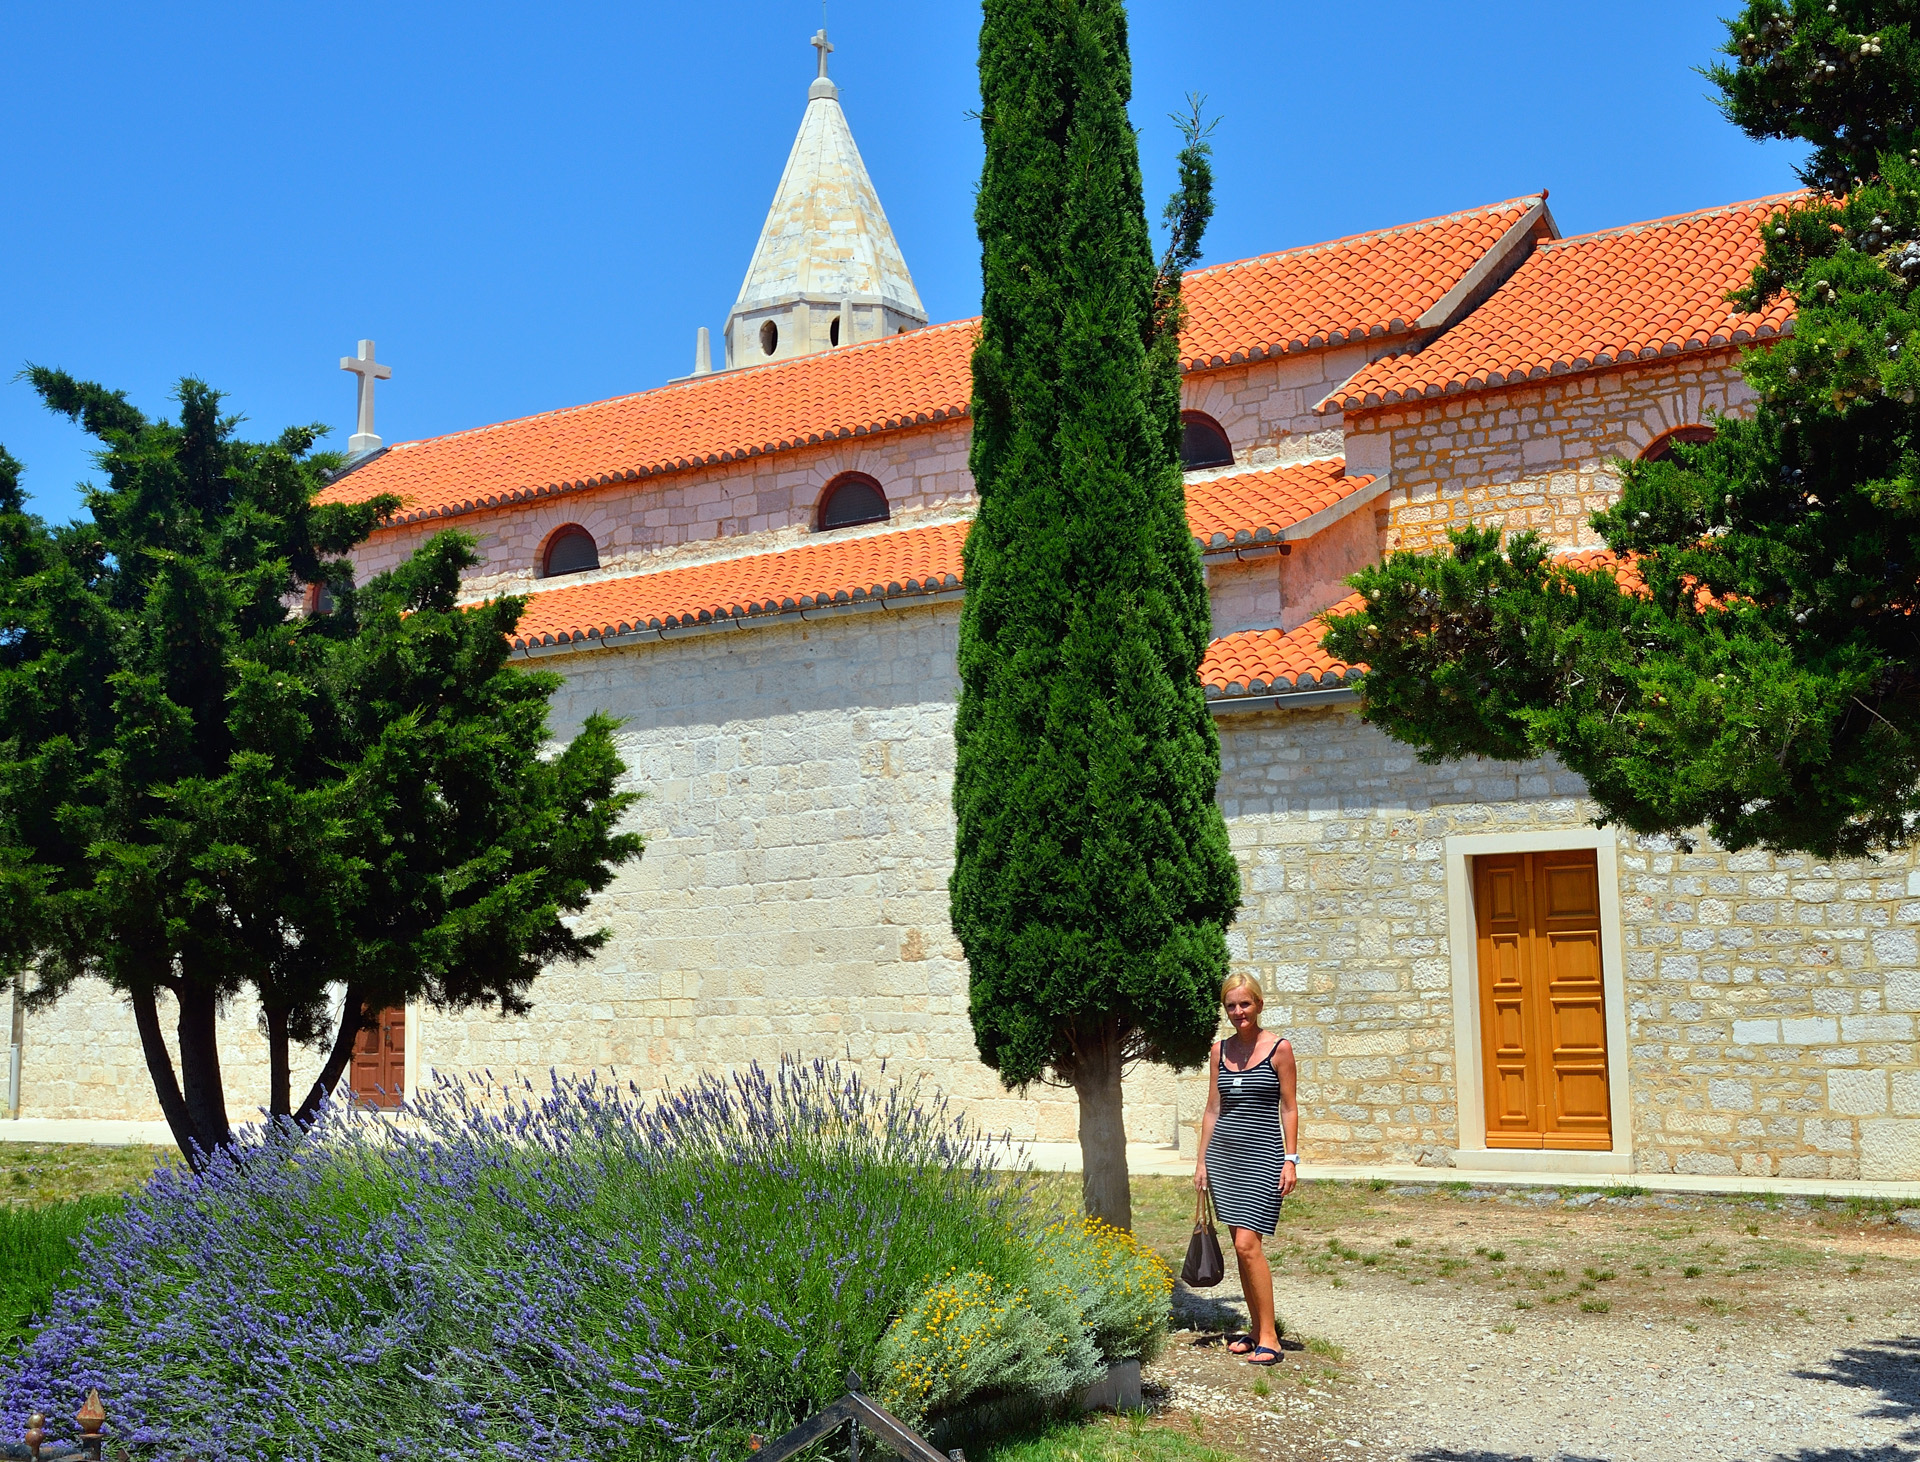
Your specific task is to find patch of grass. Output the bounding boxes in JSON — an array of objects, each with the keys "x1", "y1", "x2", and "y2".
[
  {"x1": 977, "y1": 1414, "x2": 1242, "y2": 1462},
  {"x1": 1544, "y1": 1267, "x2": 1566, "y2": 1279},
  {"x1": 0, "y1": 1196, "x2": 124, "y2": 1348},
  {"x1": 1684, "y1": 1265, "x2": 1705, "y2": 1278},
  {"x1": 1513, "y1": 1299, "x2": 1533, "y2": 1311},
  {"x1": 1304, "y1": 1336, "x2": 1346, "y2": 1362},
  {"x1": 1251, "y1": 1376, "x2": 1271, "y2": 1398},
  {"x1": 1393, "y1": 1237, "x2": 1413, "y2": 1249},
  {"x1": 1493, "y1": 1321, "x2": 1516, "y2": 1333},
  {"x1": 1369, "y1": 1178, "x2": 1390, "y2": 1192},
  {"x1": 0, "y1": 1144, "x2": 166, "y2": 1206},
  {"x1": 1584, "y1": 1268, "x2": 1616, "y2": 1282},
  {"x1": 1602, "y1": 1184, "x2": 1646, "y2": 1199},
  {"x1": 1746, "y1": 1223, "x2": 1761, "y2": 1235},
  {"x1": 1698, "y1": 1295, "x2": 1727, "y2": 1311},
  {"x1": 1580, "y1": 1299, "x2": 1610, "y2": 1314}
]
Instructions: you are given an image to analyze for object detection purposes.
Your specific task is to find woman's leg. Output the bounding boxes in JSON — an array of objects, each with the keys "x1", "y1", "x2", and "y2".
[{"x1": 1231, "y1": 1225, "x2": 1280, "y2": 1351}]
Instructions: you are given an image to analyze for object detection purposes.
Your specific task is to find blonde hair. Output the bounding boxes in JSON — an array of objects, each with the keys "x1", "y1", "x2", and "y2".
[{"x1": 1221, "y1": 972, "x2": 1264, "y2": 1010}]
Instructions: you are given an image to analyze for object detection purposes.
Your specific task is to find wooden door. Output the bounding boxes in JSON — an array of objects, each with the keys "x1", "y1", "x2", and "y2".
[
  {"x1": 349, "y1": 1006, "x2": 407, "y2": 1108},
  {"x1": 1472, "y1": 851, "x2": 1612, "y2": 1150}
]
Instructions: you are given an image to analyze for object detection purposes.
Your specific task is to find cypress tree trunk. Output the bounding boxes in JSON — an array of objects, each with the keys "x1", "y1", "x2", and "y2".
[
  {"x1": 296, "y1": 986, "x2": 367, "y2": 1124},
  {"x1": 265, "y1": 1003, "x2": 292, "y2": 1118},
  {"x1": 954, "y1": 0, "x2": 1239, "y2": 1229},
  {"x1": 129, "y1": 985, "x2": 202, "y2": 1164}
]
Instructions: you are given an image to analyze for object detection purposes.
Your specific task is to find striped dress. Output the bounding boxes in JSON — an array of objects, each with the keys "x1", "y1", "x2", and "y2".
[{"x1": 1204, "y1": 1037, "x2": 1286, "y2": 1236}]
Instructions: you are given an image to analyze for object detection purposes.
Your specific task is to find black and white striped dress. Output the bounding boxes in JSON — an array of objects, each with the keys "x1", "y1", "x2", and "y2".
[{"x1": 1205, "y1": 1038, "x2": 1285, "y2": 1236}]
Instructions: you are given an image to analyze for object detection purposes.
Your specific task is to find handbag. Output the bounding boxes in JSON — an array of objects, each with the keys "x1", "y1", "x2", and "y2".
[{"x1": 1180, "y1": 1186, "x2": 1225, "y2": 1288}]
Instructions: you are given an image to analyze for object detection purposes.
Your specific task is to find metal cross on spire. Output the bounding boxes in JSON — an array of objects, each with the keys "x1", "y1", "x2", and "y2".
[
  {"x1": 811, "y1": 27, "x2": 833, "y2": 79},
  {"x1": 339, "y1": 339, "x2": 392, "y2": 456}
]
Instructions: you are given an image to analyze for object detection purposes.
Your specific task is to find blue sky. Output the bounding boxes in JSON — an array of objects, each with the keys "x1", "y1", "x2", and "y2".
[{"x1": 2, "y1": 1, "x2": 1807, "y2": 524}]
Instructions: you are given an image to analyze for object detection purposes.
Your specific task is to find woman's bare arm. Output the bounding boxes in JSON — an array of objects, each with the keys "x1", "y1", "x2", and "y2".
[
  {"x1": 1193, "y1": 1041, "x2": 1220, "y2": 1190},
  {"x1": 1274, "y1": 1038, "x2": 1299, "y2": 1197}
]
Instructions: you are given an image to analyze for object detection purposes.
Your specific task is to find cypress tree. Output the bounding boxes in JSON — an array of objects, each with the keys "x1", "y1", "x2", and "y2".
[
  {"x1": 953, "y1": 0, "x2": 1240, "y2": 1228},
  {"x1": 1323, "y1": 3, "x2": 1920, "y2": 859}
]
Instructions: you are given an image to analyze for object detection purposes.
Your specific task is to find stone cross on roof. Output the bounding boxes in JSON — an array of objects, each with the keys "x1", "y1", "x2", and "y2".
[
  {"x1": 340, "y1": 339, "x2": 392, "y2": 457},
  {"x1": 811, "y1": 28, "x2": 833, "y2": 78}
]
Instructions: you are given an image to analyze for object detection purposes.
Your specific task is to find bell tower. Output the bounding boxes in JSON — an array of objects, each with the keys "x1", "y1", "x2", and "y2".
[{"x1": 720, "y1": 31, "x2": 927, "y2": 369}]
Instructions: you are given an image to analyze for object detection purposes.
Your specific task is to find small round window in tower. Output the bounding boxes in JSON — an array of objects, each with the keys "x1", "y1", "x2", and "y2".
[
  {"x1": 1180, "y1": 412, "x2": 1234, "y2": 470},
  {"x1": 542, "y1": 524, "x2": 600, "y2": 578},
  {"x1": 760, "y1": 320, "x2": 779, "y2": 356},
  {"x1": 817, "y1": 473, "x2": 890, "y2": 531},
  {"x1": 829, "y1": 315, "x2": 841, "y2": 347}
]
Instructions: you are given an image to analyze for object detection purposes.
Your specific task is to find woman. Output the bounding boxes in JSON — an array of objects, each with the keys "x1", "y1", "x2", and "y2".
[{"x1": 1194, "y1": 972, "x2": 1299, "y2": 1366}]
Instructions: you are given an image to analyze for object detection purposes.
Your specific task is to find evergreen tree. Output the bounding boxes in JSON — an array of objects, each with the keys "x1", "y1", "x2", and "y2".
[
  {"x1": 953, "y1": 0, "x2": 1240, "y2": 1228},
  {"x1": 0, "y1": 373, "x2": 643, "y2": 1163},
  {"x1": 1322, "y1": 2, "x2": 1920, "y2": 860}
]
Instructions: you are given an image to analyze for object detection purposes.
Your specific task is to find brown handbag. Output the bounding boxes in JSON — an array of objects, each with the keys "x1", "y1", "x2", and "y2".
[{"x1": 1180, "y1": 1186, "x2": 1225, "y2": 1288}]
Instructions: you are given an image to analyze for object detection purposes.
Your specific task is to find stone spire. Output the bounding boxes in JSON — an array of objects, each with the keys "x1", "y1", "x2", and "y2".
[{"x1": 723, "y1": 31, "x2": 927, "y2": 368}]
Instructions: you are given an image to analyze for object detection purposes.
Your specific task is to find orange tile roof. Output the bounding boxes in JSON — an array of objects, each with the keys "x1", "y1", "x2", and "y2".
[
  {"x1": 1324, "y1": 196, "x2": 1802, "y2": 411},
  {"x1": 508, "y1": 519, "x2": 968, "y2": 651},
  {"x1": 1199, "y1": 595, "x2": 1367, "y2": 699},
  {"x1": 323, "y1": 197, "x2": 1541, "y2": 529},
  {"x1": 1186, "y1": 459, "x2": 1376, "y2": 550},
  {"x1": 1178, "y1": 196, "x2": 1545, "y2": 369}
]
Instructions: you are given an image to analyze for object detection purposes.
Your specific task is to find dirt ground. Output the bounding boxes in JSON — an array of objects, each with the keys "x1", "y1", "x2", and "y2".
[{"x1": 1091, "y1": 1175, "x2": 1920, "y2": 1462}]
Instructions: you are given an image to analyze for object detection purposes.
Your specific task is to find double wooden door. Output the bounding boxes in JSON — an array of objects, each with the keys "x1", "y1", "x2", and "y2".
[
  {"x1": 349, "y1": 1006, "x2": 407, "y2": 1108},
  {"x1": 1472, "y1": 850, "x2": 1612, "y2": 1149}
]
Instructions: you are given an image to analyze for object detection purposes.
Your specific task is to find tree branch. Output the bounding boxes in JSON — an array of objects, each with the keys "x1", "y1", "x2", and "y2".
[{"x1": 294, "y1": 986, "x2": 368, "y2": 1125}]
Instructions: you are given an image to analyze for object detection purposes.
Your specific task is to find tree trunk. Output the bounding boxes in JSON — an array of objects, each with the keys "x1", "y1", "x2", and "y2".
[
  {"x1": 265, "y1": 1003, "x2": 291, "y2": 1118},
  {"x1": 1073, "y1": 1021, "x2": 1132, "y2": 1231},
  {"x1": 129, "y1": 983, "x2": 205, "y2": 1165},
  {"x1": 294, "y1": 986, "x2": 366, "y2": 1126},
  {"x1": 174, "y1": 983, "x2": 232, "y2": 1158}
]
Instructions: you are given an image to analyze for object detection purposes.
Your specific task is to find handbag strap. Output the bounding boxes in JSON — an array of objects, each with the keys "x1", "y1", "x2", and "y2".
[{"x1": 1193, "y1": 1186, "x2": 1217, "y2": 1229}]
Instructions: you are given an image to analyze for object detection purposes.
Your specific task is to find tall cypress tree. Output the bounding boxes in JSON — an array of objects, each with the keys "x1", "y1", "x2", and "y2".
[{"x1": 953, "y1": 0, "x2": 1240, "y2": 1228}]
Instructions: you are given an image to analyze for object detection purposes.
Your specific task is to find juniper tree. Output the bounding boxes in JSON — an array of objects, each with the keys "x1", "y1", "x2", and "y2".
[
  {"x1": 1322, "y1": 2, "x2": 1920, "y2": 860},
  {"x1": 952, "y1": 0, "x2": 1240, "y2": 1229},
  {"x1": 0, "y1": 372, "x2": 642, "y2": 1163}
]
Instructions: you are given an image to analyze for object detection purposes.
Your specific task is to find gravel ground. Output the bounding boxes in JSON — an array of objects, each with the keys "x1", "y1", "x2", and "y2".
[{"x1": 1126, "y1": 1184, "x2": 1920, "y2": 1462}]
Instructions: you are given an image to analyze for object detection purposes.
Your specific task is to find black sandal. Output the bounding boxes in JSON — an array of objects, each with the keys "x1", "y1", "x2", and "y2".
[
  {"x1": 1246, "y1": 1345, "x2": 1282, "y2": 1366},
  {"x1": 1226, "y1": 1333, "x2": 1255, "y2": 1355}
]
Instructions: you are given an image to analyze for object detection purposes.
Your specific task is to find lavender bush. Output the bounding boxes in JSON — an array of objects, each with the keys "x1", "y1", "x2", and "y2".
[{"x1": 2, "y1": 1058, "x2": 1037, "y2": 1462}]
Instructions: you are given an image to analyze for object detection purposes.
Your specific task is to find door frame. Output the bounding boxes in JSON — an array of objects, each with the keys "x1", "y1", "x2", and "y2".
[{"x1": 1445, "y1": 828, "x2": 1634, "y2": 1170}]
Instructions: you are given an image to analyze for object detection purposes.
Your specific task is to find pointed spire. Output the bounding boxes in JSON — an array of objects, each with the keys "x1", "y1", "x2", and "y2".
[{"x1": 723, "y1": 31, "x2": 927, "y2": 368}]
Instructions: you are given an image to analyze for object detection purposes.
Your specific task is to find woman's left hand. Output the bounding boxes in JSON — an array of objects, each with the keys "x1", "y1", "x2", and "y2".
[{"x1": 1279, "y1": 1162, "x2": 1298, "y2": 1198}]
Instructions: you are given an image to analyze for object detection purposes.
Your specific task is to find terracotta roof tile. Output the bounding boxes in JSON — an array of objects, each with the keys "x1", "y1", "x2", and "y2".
[
  {"x1": 1186, "y1": 459, "x2": 1376, "y2": 550},
  {"x1": 1199, "y1": 595, "x2": 1367, "y2": 699},
  {"x1": 323, "y1": 198, "x2": 1540, "y2": 528},
  {"x1": 508, "y1": 519, "x2": 968, "y2": 651},
  {"x1": 1178, "y1": 196, "x2": 1544, "y2": 369},
  {"x1": 1325, "y1": 196, "x2": 1802, "y2": 411}
]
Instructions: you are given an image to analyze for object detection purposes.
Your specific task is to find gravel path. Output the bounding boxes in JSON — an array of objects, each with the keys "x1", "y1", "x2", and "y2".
[{"x1": 1140, "y1": 1193, "x2": 1920, "y2": 1462}]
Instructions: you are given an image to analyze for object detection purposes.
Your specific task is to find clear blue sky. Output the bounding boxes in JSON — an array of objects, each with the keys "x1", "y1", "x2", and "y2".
[{"x1": 2, "y1": 1, "x2": 1806, "y2": 524}]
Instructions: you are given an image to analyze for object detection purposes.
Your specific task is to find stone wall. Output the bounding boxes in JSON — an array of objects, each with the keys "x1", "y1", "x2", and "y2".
[
  {"x1": 1343, "y1": 352, "x2": 1758, "y2": 554},
  {"x1": 1215, "y1": 703, "x2": 1920, "y2": 1179}
]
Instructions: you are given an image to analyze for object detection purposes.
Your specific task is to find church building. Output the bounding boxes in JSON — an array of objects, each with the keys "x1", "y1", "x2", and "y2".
[{"x1": 16, "y1": 38, "x2": 1917, "y2": 1185}]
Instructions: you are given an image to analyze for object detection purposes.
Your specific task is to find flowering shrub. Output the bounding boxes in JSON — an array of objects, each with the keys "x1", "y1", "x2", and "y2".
[
  {"x1": 876, "y1": 1215, "x2": 1172, "y2": 1426},
  {"x1": 1031, "y1": 1216, "x2": 1173, "y2": 1364},
  {"x1": 875, "y1": 1268, "x2": 1099, "y2": 1427},
  {"x1": 1, "y1": 1059, "x2": 1030, "y2": 1462}
]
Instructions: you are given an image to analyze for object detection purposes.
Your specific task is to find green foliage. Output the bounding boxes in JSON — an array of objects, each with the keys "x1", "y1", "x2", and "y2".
[
  {"x1": 953, "y1": 0, "x2": 1238, "y2": 1116},
  {"x1": 1029, "y1": 1214, "x2": 1172, "y2": 1363},
  {"x1": 1709, "y1": 1, "x2": 1920, "y2": 193},
  {"x1": 0, "y1": 1198, "x2": 121, "y2": 1351},
  {"x1": 877, "y1": 1268, "x2": 1102, "y2": 1428},
  {"x1": 1325, "y1": 35, "x2": 1920, "y2": 859},
  {"x1": 0, "y1": 375, "x2": 643, "y2": 1157}
]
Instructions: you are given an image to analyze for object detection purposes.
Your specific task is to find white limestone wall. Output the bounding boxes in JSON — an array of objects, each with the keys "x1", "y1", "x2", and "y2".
[
  {"x1": 12, "y1": 979, "x2": 339, "y2": 1126},
  {"x1": 1205, "y1": 508, "x2": 1385, "y2": 638},
  {"x1": 417, "y1": 600, "x2": 1185, "y2": 1146}
]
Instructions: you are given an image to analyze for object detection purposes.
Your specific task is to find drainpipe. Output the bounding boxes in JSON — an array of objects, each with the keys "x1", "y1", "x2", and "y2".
[{"x1": 8, "y1": 973, "x2": 22, "y2": 1119}]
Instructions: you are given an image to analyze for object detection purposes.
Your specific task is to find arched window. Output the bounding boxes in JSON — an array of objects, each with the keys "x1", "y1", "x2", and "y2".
[
  {"x1": 1180, "y1": 412, "x2": 1234, "y2": 470},
  {"x1": 760, "y1": 320, "x2": 779, "y2": 356},
  {"x1": 542, "y1": 524, "x2": 600, "y2": 577},
  {"x1": 829, "y1": 315, "x2": 842, "y2": 347},
  {"x1": 817, "y1": 473, "x2": 890, "y2": 531},
  {"x1": 1640, "y1": 425, "x2": 1716, "y2": 464}
]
